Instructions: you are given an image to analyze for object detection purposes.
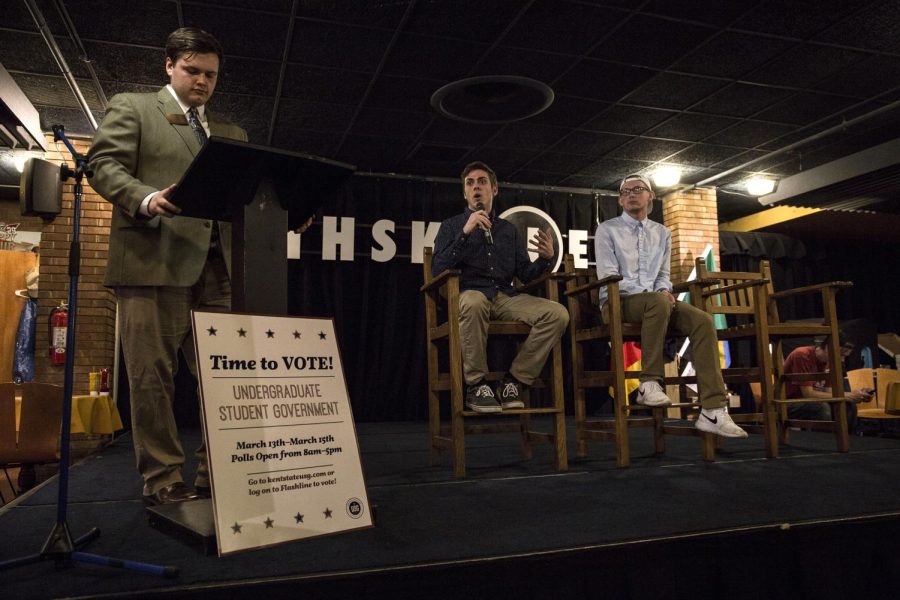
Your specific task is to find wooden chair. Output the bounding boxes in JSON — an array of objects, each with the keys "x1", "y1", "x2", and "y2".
[
  {"x1": 850, "y1": 368, "x2": 900, "y2": 420},
  {"x1": 887, "y1": 382, "x2": 900, "y2": 416},
  {"x1": 0, "y1": 382, "x2": 63, "y2": 499},
  {"x1": 692, "y1": 258, "x2": 853, "y2": 454},
  {"x1": 421, "y1": 247, "x2": 568, "y2": 478},
  {"x1": 562, "y1": 255, "x2": 716, "y2": 467},
  {"x1": 685, "y1": 260, "x2": 777, "y2": 456}
]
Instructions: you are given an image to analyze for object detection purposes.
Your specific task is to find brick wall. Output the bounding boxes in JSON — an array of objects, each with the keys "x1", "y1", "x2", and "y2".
[
  {"x1": 31, "y1": 136, "x2": 116, "y2": 394},
  {"x1": 661, "y1": 186, "x2": 720, "y2": 284}
]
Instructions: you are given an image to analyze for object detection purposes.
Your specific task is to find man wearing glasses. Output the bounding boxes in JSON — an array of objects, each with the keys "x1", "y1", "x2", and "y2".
[
  {"x1": 593, "y1": 174, "x2": 748, "y2": 438},
  {"x1": 783, "y1": 336, "x2": 873, "y2": 425}
]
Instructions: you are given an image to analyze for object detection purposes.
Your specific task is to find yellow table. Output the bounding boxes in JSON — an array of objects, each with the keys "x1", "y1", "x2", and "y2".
[{"x1": 15, "y1": 394, "x2": 124, "y2": 434}]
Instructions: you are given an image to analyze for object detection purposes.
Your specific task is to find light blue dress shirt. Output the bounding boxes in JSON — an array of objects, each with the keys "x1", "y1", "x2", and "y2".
[{"x1": 593, "y1": 212, "x2": 672, "y2": 307}]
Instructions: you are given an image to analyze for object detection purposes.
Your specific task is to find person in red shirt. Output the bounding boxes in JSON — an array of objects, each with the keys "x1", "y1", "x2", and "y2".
[{"x1": 783, "y1": 336, "x2": 873, "y2": 424}]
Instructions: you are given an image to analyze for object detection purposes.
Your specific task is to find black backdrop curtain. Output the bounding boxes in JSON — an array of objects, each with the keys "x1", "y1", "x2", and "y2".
[
  {"x1": 719, "y1": 230, "x2": 900, "y2": 371},
  {"x1": 721, "y1": 230, "x2": 900, "y2": 332}
]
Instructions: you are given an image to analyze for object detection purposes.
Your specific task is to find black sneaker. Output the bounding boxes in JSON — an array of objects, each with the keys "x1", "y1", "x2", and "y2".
[
  {"x1": 496, "y1": 379, "x2": 525, "y2": 409},
  {"x1": 466, "y1": 382, "x2": 502, "y2": 413}
]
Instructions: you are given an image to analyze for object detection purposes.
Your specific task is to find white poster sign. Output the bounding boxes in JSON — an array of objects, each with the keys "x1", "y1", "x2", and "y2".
[{"x1": 192, "y1": 311, "x2": 372, "y2": 555}]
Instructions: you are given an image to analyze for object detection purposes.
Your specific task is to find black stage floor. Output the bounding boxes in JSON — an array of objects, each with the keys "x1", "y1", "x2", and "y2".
[{"x1": 3, "y1": 421, "x2": 900, "y2": 599}]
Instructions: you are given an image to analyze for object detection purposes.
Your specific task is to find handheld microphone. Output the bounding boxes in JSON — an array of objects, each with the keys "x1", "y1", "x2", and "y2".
[{"x1": 475, "y1": 201, "x2": 493, "y2": 245}]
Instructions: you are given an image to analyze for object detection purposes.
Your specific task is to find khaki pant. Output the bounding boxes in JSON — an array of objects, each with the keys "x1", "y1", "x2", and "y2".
[
  {"x1": 459, "y1": 291, "x2": 569, "y2": 386},
  {"x1": 604, "y1": 292, "x2": 727, "y2": 409},
  {"x1": 117, "y1": 251, "x2": 230, "y2": 496}
]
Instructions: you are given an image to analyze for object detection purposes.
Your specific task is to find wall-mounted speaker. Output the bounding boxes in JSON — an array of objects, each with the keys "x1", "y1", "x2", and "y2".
[{"x1": 19, "y1": 157, "x2": 62, "y2": 217}]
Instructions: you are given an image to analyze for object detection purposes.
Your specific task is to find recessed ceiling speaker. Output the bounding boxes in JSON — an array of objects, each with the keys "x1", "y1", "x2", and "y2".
[{"x1": 430, "y1": 76, "x2": 555, "y2": 124}]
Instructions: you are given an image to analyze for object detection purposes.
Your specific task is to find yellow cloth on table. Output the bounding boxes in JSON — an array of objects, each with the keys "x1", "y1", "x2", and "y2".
[
  {"x1": 70, "y1": 395, "x2": 124, "y2": 434},
  {"x1": 15, "y1": 395, "x2": 124, "y2": 434}
]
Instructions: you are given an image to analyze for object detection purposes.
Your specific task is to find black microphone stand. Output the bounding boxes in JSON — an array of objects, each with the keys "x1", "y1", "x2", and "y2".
[{"x1": 0, "y1": 126, "x2": 178, "y2": 578}]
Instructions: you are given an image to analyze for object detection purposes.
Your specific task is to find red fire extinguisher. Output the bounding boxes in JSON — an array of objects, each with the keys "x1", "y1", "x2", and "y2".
[{"x1": 49, "y1": 301, "x2": 68, "y2": 366}]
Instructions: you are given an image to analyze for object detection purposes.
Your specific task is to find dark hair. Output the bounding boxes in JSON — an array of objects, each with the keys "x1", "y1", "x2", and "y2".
[
  {"x1": 165, "y1": 27, "x2": 223, "y2": 66},
  {"x1": 814, "y1": 333, "x2": 853, "y2": 351},
  {"x1": 461, "y1": 161, "x2": 497, "y2": 188}
]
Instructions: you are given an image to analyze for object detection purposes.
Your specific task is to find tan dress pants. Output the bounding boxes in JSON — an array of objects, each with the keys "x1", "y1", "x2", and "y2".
[
  {"x1": 605, "y1": 292, "x2": 727, "y2": 410},
  {"x1": 458, "y1": 290, "x2": 569, "y2": 386},
  {"x1": 116, "y1": 251, "x2": 230, "y2": 496}
]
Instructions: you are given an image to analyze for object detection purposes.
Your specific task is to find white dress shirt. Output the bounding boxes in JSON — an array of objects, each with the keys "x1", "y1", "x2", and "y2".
[{"x1": 593, "y1": 212, "x2": 672, "y2": 307}]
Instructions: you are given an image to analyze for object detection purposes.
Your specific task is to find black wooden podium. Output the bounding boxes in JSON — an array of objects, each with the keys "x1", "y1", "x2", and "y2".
[
  {"x1": 146, "y1": 138, "x2": 354, "y2": 552},
  {"x1": 172, "y1": 136, "x2": 355, "y2": 314}
]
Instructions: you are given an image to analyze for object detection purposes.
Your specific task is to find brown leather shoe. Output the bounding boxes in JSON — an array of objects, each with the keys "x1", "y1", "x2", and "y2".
[
  {"x1": 194, "y1": 484, "x2": 211, "y2": 498},
  {"x1": 144, "y1": 482, "x2": 202, "y2": 506}
]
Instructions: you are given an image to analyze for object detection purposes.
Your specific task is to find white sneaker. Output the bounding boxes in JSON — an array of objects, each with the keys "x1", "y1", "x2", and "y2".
[
  {"x1": 637, "y1": 381, "x2": 672, "y2": 407},
  {"x1": 696, "y1": 406, "x2": 748, "y2": 438}
]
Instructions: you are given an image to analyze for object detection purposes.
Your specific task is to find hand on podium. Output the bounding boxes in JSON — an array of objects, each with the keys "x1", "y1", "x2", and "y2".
[{"x1": 148, "y1": 183, "x2": 182, "y2": 218}]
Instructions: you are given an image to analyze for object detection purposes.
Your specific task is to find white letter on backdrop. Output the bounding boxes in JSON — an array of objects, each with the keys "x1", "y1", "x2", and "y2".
[
  {"x1": 371, "y1": 219, "x2": 397, "y2": 263},
  {"x1": 322, "y1": 216, "x2": 355, "y2": 261},
  {"x1": 569, "y1": 229, "x2": 588, "y2": 268}
]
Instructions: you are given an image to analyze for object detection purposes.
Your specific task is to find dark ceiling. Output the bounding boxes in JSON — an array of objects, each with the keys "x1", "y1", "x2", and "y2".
[{"x1": 3, "y1": 0, "x2": 900, "y2": 225}]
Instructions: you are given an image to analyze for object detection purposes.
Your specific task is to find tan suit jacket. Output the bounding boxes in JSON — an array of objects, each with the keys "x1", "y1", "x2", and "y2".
[{"x1": 88, "y1": 87, "x2": 247, "y2": 287}]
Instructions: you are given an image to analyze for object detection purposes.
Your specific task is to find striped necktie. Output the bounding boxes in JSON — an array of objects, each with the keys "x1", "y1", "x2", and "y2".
[
  {"x1": 187, "y1": 107, "x2": 219, "y2": 248},
  {"x1": 187, "y1": 107, "x2": 208, "y2": 146}
]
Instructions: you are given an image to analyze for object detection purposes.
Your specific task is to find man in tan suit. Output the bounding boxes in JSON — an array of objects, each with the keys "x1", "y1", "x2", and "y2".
[{"x1": 89, "y1": 27, "x2": 246, "y2": 505}]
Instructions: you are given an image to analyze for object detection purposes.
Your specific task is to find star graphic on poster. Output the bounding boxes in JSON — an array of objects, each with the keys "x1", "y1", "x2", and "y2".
[
  {"x1": 207, "y1": 326, "x2": 218, "y2": 336},
  {"x1": 266, "y1": 329, "x2": 275, "y2": 338},
  {"x1": 323, "y1": 507, "x2": 333, "y2": 519},
  {"x1": 231, "y1": 522, "x2": 242, "y2": 534},
  {"x1": 294, "y1": 512, "x2": 304, "y2": 524},
  {"x1": 318, "y1": 331, "x2": 327, "y2": 340},
  {"x1": 264, "y1": 517, "x2": 274, "y2": 528},
  {"x1": 237, "y1": 328, "x2": 247, "y2": 337},
  {"x1": 293, "y1": 331, "x2": 301, "y2": 339}
]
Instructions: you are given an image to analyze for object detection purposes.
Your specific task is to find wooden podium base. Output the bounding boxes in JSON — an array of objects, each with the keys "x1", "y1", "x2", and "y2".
[{"x1": 146, "y1": 499, "x2": 217, "y2": 556}]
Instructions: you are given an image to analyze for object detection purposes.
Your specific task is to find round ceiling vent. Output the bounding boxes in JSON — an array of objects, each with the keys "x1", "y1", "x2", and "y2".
[{"x1": 430, "y1": 76, "x2": 555, "y2": 124}]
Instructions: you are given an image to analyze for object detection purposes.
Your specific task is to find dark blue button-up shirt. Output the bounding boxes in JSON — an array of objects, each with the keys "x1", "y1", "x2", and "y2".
[{"x1": 432, "y1": 207, "x2": 551, "y2": 299}]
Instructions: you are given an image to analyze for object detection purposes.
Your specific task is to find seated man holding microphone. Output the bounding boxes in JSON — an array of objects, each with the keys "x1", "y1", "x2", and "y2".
[{"x1": 431, "y1": 162, "x2": 568, "y2": 413}]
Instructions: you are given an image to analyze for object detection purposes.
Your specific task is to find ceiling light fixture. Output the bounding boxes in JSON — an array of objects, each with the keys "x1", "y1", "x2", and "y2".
[
  {"x1": 652, "y1": 166, "x2": 681, "y2": 188},
  {"x1": 746, "y1": 177, "x2": 776, "y2": 197},
  {"x1": 430, "y1": 76, "x2": 555, "y2": 124}
]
